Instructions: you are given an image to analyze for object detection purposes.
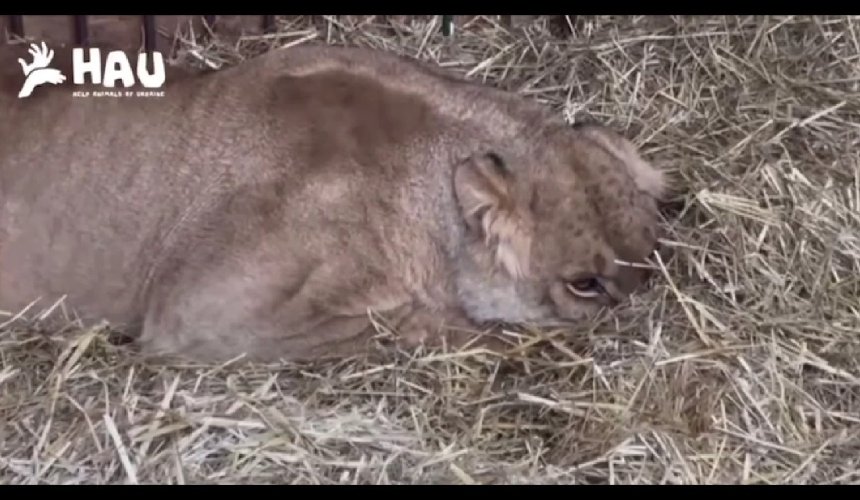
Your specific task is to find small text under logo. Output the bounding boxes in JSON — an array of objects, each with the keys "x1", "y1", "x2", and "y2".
[{"x1": 72, "y1": 90, "x2": 165, "y2": 98}]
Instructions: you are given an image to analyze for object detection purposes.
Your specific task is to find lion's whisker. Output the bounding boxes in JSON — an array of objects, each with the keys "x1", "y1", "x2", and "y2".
[{"x1": 614, "y1": 258, "x2": 659, "y2": 270}]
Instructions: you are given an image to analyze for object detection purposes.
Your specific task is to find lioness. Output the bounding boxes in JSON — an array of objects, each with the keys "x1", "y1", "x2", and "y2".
[{"x1": 0, "y1": 41, "x2": 666, "y2": 362}]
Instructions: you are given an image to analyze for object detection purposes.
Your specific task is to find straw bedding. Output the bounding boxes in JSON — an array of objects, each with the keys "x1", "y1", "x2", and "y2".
[{"x1": 1, "y1": 15, "x2": 859, "y2": 484}]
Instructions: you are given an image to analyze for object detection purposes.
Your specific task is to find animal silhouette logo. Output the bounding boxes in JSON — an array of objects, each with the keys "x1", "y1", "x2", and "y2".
[{"x1": 17, "y1": 41, "x2": 67, "y2": 98}]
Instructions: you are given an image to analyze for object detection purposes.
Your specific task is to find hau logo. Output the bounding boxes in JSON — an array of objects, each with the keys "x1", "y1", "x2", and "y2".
[{"x1": 17, "y1": 41, "x2": 166, "y2": 99}]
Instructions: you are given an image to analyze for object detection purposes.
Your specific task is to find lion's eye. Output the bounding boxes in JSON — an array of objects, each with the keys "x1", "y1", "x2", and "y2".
[{"x1": 565, "y1": 277, "x2": 604, "y2": 298}]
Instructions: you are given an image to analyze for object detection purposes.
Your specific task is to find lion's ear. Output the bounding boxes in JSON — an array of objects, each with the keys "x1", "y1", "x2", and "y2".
[{"x1": 453, "y1": 152, "x2": 532, "y2": 279}]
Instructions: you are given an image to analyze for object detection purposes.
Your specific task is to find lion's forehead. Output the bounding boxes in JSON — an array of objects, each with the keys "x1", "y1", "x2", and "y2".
[{"x1": 539, "y1": 185, "x2": 658, "y2": 267}]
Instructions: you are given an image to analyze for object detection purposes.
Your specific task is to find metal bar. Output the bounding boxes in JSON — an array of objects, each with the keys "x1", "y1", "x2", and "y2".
[
  {"x1": 74, "y1": 15, "x2": 89, "y2": 47},
  {"x1": 143, "y1": 16, "x2": 156, "y2": 56},
  {"x1": 143, "y1": 15, "x2": 156, "y2": 54},
  {"x1": 263, "y1": 15, "x2": 276, "y2": 33},
  {"x1": 441, "y1": 15, "x2": 453, "y2": 36},
  {"x1": 140, "y1": 15, "x2": 157, "y2": 74},
  {"x1": 8, "y1": 15, "x2": 24, "y2": 37}
]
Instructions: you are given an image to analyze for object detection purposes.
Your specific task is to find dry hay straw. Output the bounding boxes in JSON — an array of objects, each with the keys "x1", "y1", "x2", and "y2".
[{"x1": 2, "y1": 15, "x2": 860, "y2": 485}]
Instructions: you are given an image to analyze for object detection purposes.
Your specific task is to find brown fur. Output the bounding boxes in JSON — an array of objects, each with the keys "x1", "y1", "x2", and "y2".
[{"x1": 0, "y1": 42, "x2": 666, "y2": 363}]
